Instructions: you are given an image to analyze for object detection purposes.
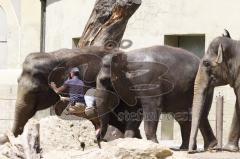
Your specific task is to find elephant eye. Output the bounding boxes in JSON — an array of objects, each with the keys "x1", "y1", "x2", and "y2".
[{"x1": 203, "y1": 60, "x2": 211, "y2": 67}]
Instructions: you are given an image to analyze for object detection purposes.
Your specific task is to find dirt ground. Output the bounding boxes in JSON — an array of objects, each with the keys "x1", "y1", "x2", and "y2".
[
  {"x1": 169, "y1": 151, "x2": 240, "y2": 159},
  {"x1": 1, "y1": 116, "x2": 240, "y2": 159}
]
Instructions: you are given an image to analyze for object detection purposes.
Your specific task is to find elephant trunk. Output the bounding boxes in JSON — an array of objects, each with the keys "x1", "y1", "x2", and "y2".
[
  {"x1": 98, "y1": 112, "x2": 109, "y2": 140},
  {"x1": 95, "y1": 86, "x2": 119, "y2": 140},
  {"x1": 189, "y1": 66, "x2": 210, "y2": 152},
  {"x1": 95, "y1": 89, "x2": 110, "y2": 140},
  {"x1": 12, "y1": 85, "x2": 36, "y2": 137}
]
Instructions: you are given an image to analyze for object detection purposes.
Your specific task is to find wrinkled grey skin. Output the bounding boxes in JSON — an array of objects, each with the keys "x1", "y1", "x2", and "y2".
[
  {"x1": 0, "y1": 47, "x2": 127, "y2": 145},
  {"x1": 97, "y1": 45, "x2": 217, "y2": 150},
  {"x1": 188, "y1": 33, "x2": 240, "y2": 152}
]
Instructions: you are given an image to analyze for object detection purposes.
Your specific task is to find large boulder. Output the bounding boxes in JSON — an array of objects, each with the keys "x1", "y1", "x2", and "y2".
[{"x1": 39, "y1": 116, "x2": 96, "y2": 152}]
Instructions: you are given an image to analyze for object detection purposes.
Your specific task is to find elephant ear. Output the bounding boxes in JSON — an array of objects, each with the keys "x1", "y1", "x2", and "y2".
[
  {"x1": 216, "y1": 44, "x2": 223, "y2": 64},
  {"x1": 111, "y1": 53, "x2": 137, "y2": 106},
  {"x1": 222, "y1": 29, "x2": 231, "y2": 38},
  {"x1": 48, "y1": 67, "x2": 68, "y2": 87}
]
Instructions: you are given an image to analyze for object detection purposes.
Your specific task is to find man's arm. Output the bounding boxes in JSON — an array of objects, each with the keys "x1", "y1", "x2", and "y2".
[{"x1": 50, "y1": 82, "x2": 67, "y2": 94}]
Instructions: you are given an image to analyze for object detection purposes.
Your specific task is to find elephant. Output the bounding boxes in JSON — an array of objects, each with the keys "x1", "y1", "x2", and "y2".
[
  {"x1": 188, "y1": 30, "x2": 240, "y2": 152},
  {"x1": 0, "y1": 46, "x2": 135, "y2": 145},
  {"x1": 96, "y1": 45, "x2": 218, "y2": 150}
]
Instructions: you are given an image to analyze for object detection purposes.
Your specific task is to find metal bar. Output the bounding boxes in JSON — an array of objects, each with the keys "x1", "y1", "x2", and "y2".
[{"x1": 216, "y1": 94, "x2": 224, "y2": 150}]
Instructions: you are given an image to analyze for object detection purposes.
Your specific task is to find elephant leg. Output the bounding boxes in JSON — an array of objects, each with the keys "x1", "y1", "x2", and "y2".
[
  {"x1": 223, "y1": 103, "x2": 240, "y2": 152},
  {"x1": 105, "y1": 113, "x2": 125, "y2": 141},
  {"x1": 142, "y1": 97, "x2": 161, "y2": 143},
  {"x1": 199, "y1": 118, "x2": 217, "y2": 150},
  {"x1": 199, "y1": 88, "x2": 217, "y2": 150},
  {"x1": 124, "y1": 120, "x2": 142, "y2": 138},
  {"x1": 124, "y1": 107, "x2": 143, "y2": 138},
  {"x1": 134, "y1": 128, "x2": 142, "y2": 139},
  {"x1": 172, "y1": 110, "x2": 195, "y2": 151},
  {"x1": 174, "y1": 120, "x2": 193, "y2": 151}
]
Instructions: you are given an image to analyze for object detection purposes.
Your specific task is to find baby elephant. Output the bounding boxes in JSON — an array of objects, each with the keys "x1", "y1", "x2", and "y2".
[{"x1": 96, "y1": 45, "x2": 217, "y2": 150}]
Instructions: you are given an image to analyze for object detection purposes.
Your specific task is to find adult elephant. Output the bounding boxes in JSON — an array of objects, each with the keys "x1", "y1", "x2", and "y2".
[
  {"x1": 188, "y1": 31, "x2": 240, "y2": 152},
  {"x1": 0, "y1": 46, "x2": 132, "y2": 145},
  {"x1": 96, "y1": 45, "x2": 217, "y2": 150}
]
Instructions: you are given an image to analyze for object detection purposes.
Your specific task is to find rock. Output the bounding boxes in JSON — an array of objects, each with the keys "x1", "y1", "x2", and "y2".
[
  {"x1": 39, "y1": 116, "x2": 96, "y2": 152},
  {"x1": 43, "y1": 138, "x2": 172, "y2": 159},
  {"x1": 1, "y1": 116, "x2": 172, "y2": 159}
]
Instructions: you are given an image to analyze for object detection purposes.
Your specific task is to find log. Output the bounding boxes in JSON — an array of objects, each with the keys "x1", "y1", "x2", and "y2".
[
  {"x1": 78, "y1": 0, "x2": 142, "y2": 48},
  {"x1": 1, "y1": 121, "x2": 41, "y2": 159},
  {"x1": 216, "y1": 94, "x2": 224, "y2": 150}
]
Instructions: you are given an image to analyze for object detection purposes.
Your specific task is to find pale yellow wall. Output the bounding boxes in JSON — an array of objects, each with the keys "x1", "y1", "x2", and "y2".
[
  {"x1": 0, "y1": 0, "x2": 40, "y2": 69},
  {"x1": 0, "y1": 0, "x2": 20, "y2": 68},
  {"x1": 45, "y1": 0, "x2": 95, "y2": 51},
  {"x1": 20, "y1": 0, "x2": 41, "y2": 63}
]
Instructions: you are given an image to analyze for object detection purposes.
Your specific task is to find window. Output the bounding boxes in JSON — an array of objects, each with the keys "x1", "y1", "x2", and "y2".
[
  {"x1": 164, "y1": 35, "x2": 205, "y2": 58},
  {"x1": 72, "y1": 37, "x2": 81, "y2": 48}
]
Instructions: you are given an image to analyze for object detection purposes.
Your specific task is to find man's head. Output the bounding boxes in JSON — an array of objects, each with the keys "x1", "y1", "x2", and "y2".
[{"x1": 70, "y1": 67, "x2": 80, "y2": 78}]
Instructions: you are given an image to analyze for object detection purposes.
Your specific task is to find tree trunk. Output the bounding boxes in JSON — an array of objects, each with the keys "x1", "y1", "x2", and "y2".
[
  {"x1": 78, "y1": 0, "x2": 141, "y2": 48},
  {"x1": 78, "y1": 0, "x2": 142, "y2": 140}
]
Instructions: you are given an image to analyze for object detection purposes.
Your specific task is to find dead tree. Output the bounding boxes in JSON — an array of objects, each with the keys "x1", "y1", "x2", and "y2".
[{"x1": 78, "y1": 0, "x2": 141, "y2": 48}]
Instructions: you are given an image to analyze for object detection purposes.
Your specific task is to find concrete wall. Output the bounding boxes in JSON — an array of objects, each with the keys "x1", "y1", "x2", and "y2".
[
  {"x1": 0, "y1": 0, "x2": 44, "y2": 134},
  {"x1": 20, "y1": 0, "x2": 41, "y2": 62},
  {"x1": 45, "y1": 0, "x2": 95, "y2": 51},
  {"x1": 0, "y1": 0, "x2": 41, "y2": 69}
]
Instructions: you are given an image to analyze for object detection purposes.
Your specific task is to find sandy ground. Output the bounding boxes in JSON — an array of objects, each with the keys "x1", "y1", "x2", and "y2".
[{"x1": 1, "y1": 116, "x2": 240, "y2": 159}]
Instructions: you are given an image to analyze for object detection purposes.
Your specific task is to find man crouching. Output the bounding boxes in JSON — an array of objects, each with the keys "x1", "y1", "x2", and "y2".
[{"x1": 50, "y1": 67, "x2": 86, "y2": 115}]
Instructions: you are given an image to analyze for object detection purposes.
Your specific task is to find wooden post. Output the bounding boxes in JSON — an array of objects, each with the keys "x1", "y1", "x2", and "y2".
[
  {"x1": 161, "y1": 114, "x2": 174, "y2": 140},
  {"x1": 40, "y1": 0, "x2": 46, "y2": 52},
  {"x1": 216, "y1": 94, "x2": 224, "y2": 150}
]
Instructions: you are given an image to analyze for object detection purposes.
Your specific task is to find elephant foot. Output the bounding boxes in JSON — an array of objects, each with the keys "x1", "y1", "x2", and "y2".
[
  {"x1": 222, "y1": 143, "x2": 239, "y2": 152},
  {"x1": 124, "y1": 130, "x2": 135, "y2": 138},
  {"x1": 94, "y1": 138, "x2": 107, "y2": 143},
  {"x1": 188, "y1": 149, "x2": 205, "y2": 154},
  {"x1": 171, "y1": 144, "x2": 196, "y2": 151},
  {"x1": 204, "y1": 139, "x2": 218, "y2": 150},
  {"x1": 147, "y1": 137, "x2": 158, "y2": 143},
  {"x1": 170, "y1": 147, "x2": 188, "y2": 151},
  {"x1": 0, "y1": 134, "x2": 9, "y2": 145},
  {"x1": 134, "y1": 130, "x2": 142, "y2": 139}
]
